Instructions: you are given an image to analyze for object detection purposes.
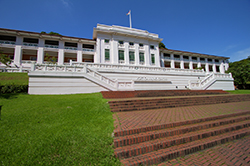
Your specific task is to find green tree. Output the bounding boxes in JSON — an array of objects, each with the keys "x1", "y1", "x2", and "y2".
[
  {"x1": 159, "y1": 42, "x2": 166, "y2": 49},
  {"x1": 44, "y1": 53, "x2": 57, "y2": 64},
  {"x1": 0, "y1": 51, "x2": 11, "y2": 67},
  {"x1": 40, "y1": 31, "x2": 61, "y2": 36},
  {"x1": 226, "y1": 57, "x2": 250, "y2": 87}
]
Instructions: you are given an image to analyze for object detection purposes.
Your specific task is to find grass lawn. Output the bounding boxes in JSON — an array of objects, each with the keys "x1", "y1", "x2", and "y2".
[
  {"x1": 226, "y1": 90, "x2": 250, "y2": 94},
  {"x1": 0, "y1": 73, "x2": 29, "y2": 85},
  {"x1": 0, "y1": 93, "x2": 120, "y2": 166}
]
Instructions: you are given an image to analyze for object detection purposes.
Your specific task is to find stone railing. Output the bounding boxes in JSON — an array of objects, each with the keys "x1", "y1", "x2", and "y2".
[
  {"x1": 189, "y1": 72, "x2": 233, "y2": 89},
  {"x1": 71, "y1": 62, "x2": 205, "y2": 74}
]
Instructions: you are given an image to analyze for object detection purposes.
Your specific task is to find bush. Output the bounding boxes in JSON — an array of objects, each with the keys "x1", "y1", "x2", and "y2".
[{"x1": 0, "y1": 84, "x2": 28, "y2": 94}]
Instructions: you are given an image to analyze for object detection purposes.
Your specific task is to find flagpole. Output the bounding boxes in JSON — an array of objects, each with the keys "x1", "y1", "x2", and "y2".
[{"x1": 129, "y1": 10, "x2": 132, "y2": 28}]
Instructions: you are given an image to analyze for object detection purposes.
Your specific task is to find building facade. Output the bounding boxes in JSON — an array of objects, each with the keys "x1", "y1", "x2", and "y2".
[{"x1": 0, "y1": 24, "x2": 234, "y2": 94}]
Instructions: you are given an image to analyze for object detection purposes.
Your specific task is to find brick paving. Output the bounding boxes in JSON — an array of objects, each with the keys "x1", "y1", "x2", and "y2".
[
  {"x1": 113, "y1": 101, "x2": 250, "y2": 132},
  {"x1": 158, "y1": 135, "x2": 250, "y2": 166},
  {"x1": 112, "y1": 101, "x2": 250, "y2": 165}
]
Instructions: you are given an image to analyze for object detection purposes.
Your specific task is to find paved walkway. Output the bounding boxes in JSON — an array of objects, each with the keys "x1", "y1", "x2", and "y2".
[
  {"x1": 113, "y1": 101, "x2": 250, "y2": 132},
  {"x1": 112, "y1": 101, "x2": 250, "y2": 165},
  {"x1": 159, "y1": 135, "x2": 250, "y2": 166}
]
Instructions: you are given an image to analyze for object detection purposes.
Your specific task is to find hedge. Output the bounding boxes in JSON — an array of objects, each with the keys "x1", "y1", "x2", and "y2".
[{"x1": 0, "y1": 84, "x2": 28, "y2": 94}]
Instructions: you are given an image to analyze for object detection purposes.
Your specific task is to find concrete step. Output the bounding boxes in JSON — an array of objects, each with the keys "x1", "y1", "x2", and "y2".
[
  {"x1": 114, "y1": 115, "x2": 250, "y2": 148},
  {"x1": 109, "y1": 94, "x2": 250, "y2": 112},
  {"x1": 114, "y1": 110, "x2": 250, "y2": 137},
  {"x1": 115, "y1": 119, "x2": 250, "y2": 159},
  {"x1": 120, "y1": 128, "x2": 250, "y2": 166}
]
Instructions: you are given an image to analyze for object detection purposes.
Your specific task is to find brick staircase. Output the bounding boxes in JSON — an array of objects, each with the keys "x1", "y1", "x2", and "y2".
[
  {"x1": 109, "y1": 94, "x2": 250, "y2": 112},
  {"x1": 105, "y1": 90, "x2": 250, "y2": 166}
]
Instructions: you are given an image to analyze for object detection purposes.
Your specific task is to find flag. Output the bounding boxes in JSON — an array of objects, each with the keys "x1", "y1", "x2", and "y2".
[{"x1": 126, "y1": 11, "x2": 130, "y2": 15}]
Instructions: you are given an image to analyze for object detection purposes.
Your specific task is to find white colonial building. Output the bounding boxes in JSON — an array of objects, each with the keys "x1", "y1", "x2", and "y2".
[{"x1": 0, "y1": 24, "x2": 234, "y2": 94}]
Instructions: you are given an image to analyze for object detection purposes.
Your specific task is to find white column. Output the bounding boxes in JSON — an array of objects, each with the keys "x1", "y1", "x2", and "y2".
[
  {"x1": 77, "y1": 43, "x2": 83, "y2": 62},
  {"x1": 219, "y1": 60, "x2": 225, "y2": 73},
  {"x1": 205, "y1": 58, "x2": 209, "y2": 73},
  {"x1": 224, "y1": 60, "x2": 229, "y2": 71},
  {"x1": 212, "y1": 59, "x2": 216, "y2": 72},
  {"x1": 37, "y1": 38, "x2": 45, "y2": 64},
  {"x1": 14, "y1": 46, "x2": 22, "y2": 65},
  {"x1": 58, "y1": 41, "x2": 65, "y2": 65},
  {"x1": 180, "y1": 55, "x2": 184, "y2": 69},
  {"x1": 145, "y1": 45, "x2": 150, "y2": 66},
  {"x1": 135, "y1": 43, "x2": 139, "y2": 65},
  {"x1": 124, "y1": 42, "x2": 129, "y2": 65},
  {"x1": 170, "y1": 54, "x2": 175, "y2": 68},
  {"x1": 197, "y1": 57, "x2": 201, "y2": 68},
  {"x1": 160, "y1": 52, "x2": 164, "y2": 67},
  {"x1": 111, "y1": 40, "x2": 118, "y2": 64},
  {"x1": 189, "y1": 56, "x2": 193, "y2": 69},
  {"x1": 154, "y1": 45, "x2": 160, "y2": 67},
  {"x1": 94, "y1": 38, "x2": 101, "y2": 63},
  {"x1": 14, "y1": 36, "x2": 23, "y2": 65}
]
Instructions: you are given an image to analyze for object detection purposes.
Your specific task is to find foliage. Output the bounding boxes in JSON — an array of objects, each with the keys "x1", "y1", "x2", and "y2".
[
  {"x1": 0, "y1": 84, "x2": 28, "y2": 94},
  {"x1": 226, "y1": 90, "x2": 250, "y2": 94},
  {"x1": 0, "y1": 72, "x2": 29, "y2": 85},
  {"x1": 159, "y1": 42, "x2": 166, "y2": 49},
  {"x1": 40, "y1": 31, "x2": 62, "y2": 36},
  {"x1": 0, "y1": 52, "x2": 12, "y2": 67},
  {"x1": 0, "y1": 93, "x2": 121, "y2": 166},
  {"x1": 226, "y1": 57, "x2": 250, "y2": 85},
  {"x1": 195, "y1": 67, "x2": 203, "y2": 70},
  {"x1": 44, "y1": 53, "x2": 57, "y2": 64}
]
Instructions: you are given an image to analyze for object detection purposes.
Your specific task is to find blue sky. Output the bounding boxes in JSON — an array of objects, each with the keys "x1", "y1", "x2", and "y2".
[{"x1": 0, "y1": 0, "x2": 249, "y2": 62}]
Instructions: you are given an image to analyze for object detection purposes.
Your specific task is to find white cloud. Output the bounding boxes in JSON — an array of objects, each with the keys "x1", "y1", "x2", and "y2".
[
  {"x1": 230, "y1": 47, "x2": 250, "y2": 62},
  {"x1": 60, "y1": 0, "x2": 71, "y2": 9}
]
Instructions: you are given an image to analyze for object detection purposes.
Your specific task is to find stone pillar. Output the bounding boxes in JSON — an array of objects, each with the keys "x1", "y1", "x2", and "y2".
[
  {"x1": 180, "y1": 55, "x2": 184, "y2": 69},
  {"x1": 14, "y1": 36, "x2": 23, "y2": 65},
  {"x1": 58, "y1": 41, "x2": 65, "y2": 65},
  {"x1": 197, "y1": 57, "x2": 201, "y2": 68},
  {"x1": 170, "y1": 54, "x2": 175, "y2": 68},
  {"x1": 145, "y1": 45, "x2": 150, "y2": 66},
  {"x1": 219, "y1": 60, "x2": 225, "y2": 73},
  {"x1": 111, "y1": 40, "x2": 118, "y2": 64},
  {"x1": 212, "y1": 59, "x2": 216, "y2": 72},
  {"x1": 224, "y1": 60, "x2": 229, "y2": 71},
  {"x1": 135, "y1": 43, "x2": 139, "y2": 65},
  {"x1": 205, "y1": 58, "x2": 209, "y2": 73},
  {"x1": 160, "y1": 52, "x2": 164, "y2": 67},
  {"x1": 154, "y1": 45, "x2": 160, "y2": 67},
  {"x1": 77, "y1": 43, "x2": 83, "y2": 62},
  {"x1": 189, "y1": 56, "x2": 193, "y2": 69},
  {"x1": 37, "y1": 39, "x2": 45, "y2": 64},
  {"x1": 124, "y1": 42, "x2": 129, "y2": 65},
  {"x1": 94, "y1": 38, "x2": 101, "y2": 63}
]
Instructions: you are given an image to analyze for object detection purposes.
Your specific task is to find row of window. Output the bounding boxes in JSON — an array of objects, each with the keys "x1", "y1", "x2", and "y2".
[
  {"x1": 105, "y1": 49, "x2": 155, "y2": 64},
  {"x1": 163, "y1": 53, "x2": 220, "y2": 62},
  {"x1": 0, "y1": 35, "x2": 94, "y2": 49},
  {"x1": 104, "y1": 39, "x2": 155, "y2": 49}
]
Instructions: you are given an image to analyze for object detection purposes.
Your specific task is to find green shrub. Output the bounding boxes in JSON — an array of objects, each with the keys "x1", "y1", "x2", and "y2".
[{"x1": 0, "y1": 84, "x2": 28, "y2": 94}]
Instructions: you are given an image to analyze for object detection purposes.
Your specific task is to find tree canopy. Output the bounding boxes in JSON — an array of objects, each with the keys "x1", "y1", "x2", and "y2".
[
  {"x1": 40, "y1": 31, "x2": 62, "y2": 36},
  {"x1": 226, "y1": 57, "x2": 250, "y2": 85},
  {"x1": 0, "y1": 52, "x2": 11, "y2": 67},
  {"x1": 159, "y1": 42, "x2": 166, "y2": 49}
]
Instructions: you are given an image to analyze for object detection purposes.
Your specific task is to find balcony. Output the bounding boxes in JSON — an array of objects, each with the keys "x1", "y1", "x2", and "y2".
[
  {"x1": 200, "y1": 60, "x2": 206, "y2": 63},
  {"x1": 82, "y1": 48, "x2": 94, "y2": 52},
  {"x1": 45, "y1": 44, "x2": 59, "y2": 48},
  {"x1": 164, "y1": 56, "x2": 171, "y2": 60},
  {"x1": 174, "y1": 58, "x2": 180, "y2": 61},
  {"x1": 129, "y1": 61, "x2": 135, "y2": 64},
  {"x1": 23, "y1": 42, "x2": 38, "y2": 47},
  {"x1": 129, "y1": 45, "x2": 135, "y2": 49},
  {"x1": 183, "y1": 58, "x2": 190, "y2": 61},
  {"x1": 0, "y1": 40, "x2": 16, "y2": 45},
  {"x1": 139, "y1": 46, "x2": 144, "y2": 49},
  {"x1": 119, "y1": 60, "x2": 125, "y2": 64},
  {"x1": 65, "y1": 46, "x2": 77, "y2": 50},
  {"x1": 118, "y1": 44, "x2": 124, "y2": 47}
]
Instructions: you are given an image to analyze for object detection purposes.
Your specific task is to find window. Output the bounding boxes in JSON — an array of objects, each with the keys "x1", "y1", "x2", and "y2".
[
  {"x1": 105, "y1": 49, "x2": 110, "y2": 61},
  {"x1": 129, "y1": 51, "x2": 135, "y2": 62},
  {"x1": 208, "y1": 58, "x2": 212, "y2": 62},
  {"x1": 183, "y1": 56, "x2": 189, "y2": 60},
  {"x1": 150, "y1": 45, "x2": 154, "y2": 49},
  {"x1": 215, "y1": 59, "x2": 219, "y2": 63},
  {"x1": 129, "y1": 42, "x2": 134, "y2": 46},
  {"x1": 164, "y1": 53, "x2": 171, "y2": 59},
  {"x1": 118, "y1": 41, "x2": 124, "y2": 45},
  {"x1": 83, "y1": 44, "x2": 94, "y2": 49},
  {"x1": 192, "y1": 57, "x2": 197, "y2": 61},
  {"x1": 23, "y1": 38, "x2": 38, "y2": 44},
  {"x1": 104, "y1": 39, "x2": 109, "y2": 43},
  {"x1": 30, "y1": 56, "x2": 37, "y2": 61},
  {"x1": 151, "y1": 54, "x2": 155, "y2": 65},
  {"x1": 139, "y1": 52, "x2": 144, "y2": 63},
  {"x1": 118, "y1": 50, "x2": 124, "y2": 60},
  {"x1": 200, "y1": 58, "x2": 205, "y2": 61},
  {"x1": 0, "y1": 35, "x2": 16, "y2": 41},
  {"x1": 45, "y1": 40, "x2": 59, "y2": 46},
  {"x1": 139, "y1": 43, "x2": 144, "y2": 47}
]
